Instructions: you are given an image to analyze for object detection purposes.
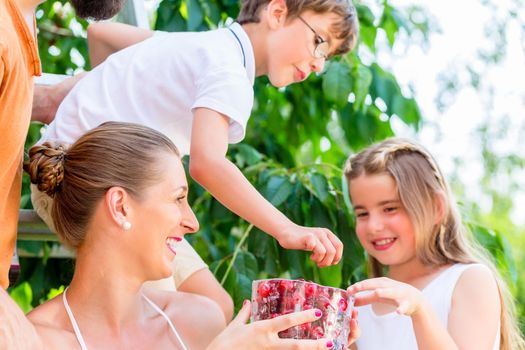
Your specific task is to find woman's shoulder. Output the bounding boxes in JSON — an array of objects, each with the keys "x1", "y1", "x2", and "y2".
[
  {"x1": 27, "y1": 294, "x2": 79, "y2": 349},
  {"x1": 144, "y1": 288, "x2": 226, "y2": 348},
  {"x1": 27, "y1": 293, "x2": 66, "y2": 327}
]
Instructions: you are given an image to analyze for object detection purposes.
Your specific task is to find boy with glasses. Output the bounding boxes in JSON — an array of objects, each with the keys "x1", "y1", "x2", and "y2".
[{"x1": 31, "y1": 0, "x2": 359, "y2": 322}]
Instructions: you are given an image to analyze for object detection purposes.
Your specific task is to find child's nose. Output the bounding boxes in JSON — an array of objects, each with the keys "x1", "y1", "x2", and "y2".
[
  {"x1": 310, "y1": 57, "x2": 326, "y2": 73},
  {"x1": 368, "y1": 215, "x2": 384, "y2": 232}
]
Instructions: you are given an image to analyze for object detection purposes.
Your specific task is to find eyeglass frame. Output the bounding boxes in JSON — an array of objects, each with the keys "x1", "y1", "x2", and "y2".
[{"x1": 297, "y1": 15, "x2": 330, "y2": 60}]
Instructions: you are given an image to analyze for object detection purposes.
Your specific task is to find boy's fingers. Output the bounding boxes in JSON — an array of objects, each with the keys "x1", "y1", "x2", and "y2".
[
  {"x1": 317, "y1": 232, "x2": 336, "y2": 267},
  {"x1": 327, "y1": 232, "x2": 343, "y2": 264},
  {"x1": 268, "y1": 309, "x2": 321, "y2": 332},
  {"x1": 309, "y1": 238, "x2": 327, "y2": 264},
  {"x1": 230, "y1": 300, "x2": 251, "y2": 326}
]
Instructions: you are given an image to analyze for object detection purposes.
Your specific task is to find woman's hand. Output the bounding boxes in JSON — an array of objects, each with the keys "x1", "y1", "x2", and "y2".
[
  {"x1": 206, "y1": 301, "x2": 335, "y2": 350},
  {"x1": 347, "y1": 277, "x2": 425, "y2": 316}
]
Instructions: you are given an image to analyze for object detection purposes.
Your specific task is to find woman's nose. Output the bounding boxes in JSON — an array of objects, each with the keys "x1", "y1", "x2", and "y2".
[{"x1": 181, "y1": 206, "x2": 200, "y2": 234}]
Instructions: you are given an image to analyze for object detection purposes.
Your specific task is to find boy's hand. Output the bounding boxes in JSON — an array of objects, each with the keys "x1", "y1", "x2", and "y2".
[{"x1": 277, "y1": 224, "x2": 343, "y2": 267}]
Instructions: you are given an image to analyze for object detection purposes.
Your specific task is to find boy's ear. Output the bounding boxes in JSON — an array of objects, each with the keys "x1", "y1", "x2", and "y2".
[{"x1": 266, "y1": 0, "x2": 288, "y2": 29}]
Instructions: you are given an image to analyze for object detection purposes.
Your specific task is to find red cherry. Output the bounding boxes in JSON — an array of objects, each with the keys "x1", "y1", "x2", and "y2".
[
  {"x1": 258, "y1": 281, "x2": 271, "y2": 297},
  {"x1": 305, "y1": 283, "x2": 317, "y2": 297},
  {"x1": 292, "y1": 292, "x2": 305, "y2": 306},
  {"x1": 338, "y1": 297, "x2": 348, "y2": 311},
  {"x1": 311, "y1": 326, "x2": 325, "y2": 338},
  {"x1": 279, "y1": 280, "x2": 294, "y2": 293}
]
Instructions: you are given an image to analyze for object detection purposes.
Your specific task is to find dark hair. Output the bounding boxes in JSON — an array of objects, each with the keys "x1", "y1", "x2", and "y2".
[
  {"x1": 237, "y1": 0, "x2": 359, "y2": 55},
  {"x1": 70, "y1": 0, "x2": 127, "y2": 20},
  {"x1": 25, "y1": 122, "x2": 179, "y2": 248}
]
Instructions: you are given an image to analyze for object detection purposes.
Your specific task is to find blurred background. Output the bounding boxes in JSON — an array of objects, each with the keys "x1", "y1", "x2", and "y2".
[{"x1": 12, "y1": 0, "x2": 524, "y2": 335}]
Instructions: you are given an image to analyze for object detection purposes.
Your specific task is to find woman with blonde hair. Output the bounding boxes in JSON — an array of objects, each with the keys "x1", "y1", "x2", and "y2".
[
  {"x1": 344, "y1": 137, "x2": 524, "y2": 350},
  {"x1": 25, "y1": 121, "x2": 341, "y2": 349}
]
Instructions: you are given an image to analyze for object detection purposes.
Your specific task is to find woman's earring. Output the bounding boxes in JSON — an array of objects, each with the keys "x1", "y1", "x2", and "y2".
[{"x1": 122, "y1": 221, "x2": 132, "y2": 231}]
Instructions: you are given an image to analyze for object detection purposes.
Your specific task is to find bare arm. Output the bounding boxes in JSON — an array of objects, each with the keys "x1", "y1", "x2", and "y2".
[
  {"x1": 87, "y1": 22, "x2": 154, "y2": 67},
  {"x1": 0, "y1": 289, "x2": 42, "y2": 350},
  {"x1": 446, "y1": 265, "x2": 501, "y2": 349},
  {"x1": 349, "y1": 268, "x2": 501, "y2": 350},
  {"x1": 32, "y1": 73, "x2": 85, "y2": 124},
  {"x1": 189, "y1": 108, "x2": 343, "y2": 267},
  {"x1": 177, "y1": 268, "x2": 234, "y2": 322}
]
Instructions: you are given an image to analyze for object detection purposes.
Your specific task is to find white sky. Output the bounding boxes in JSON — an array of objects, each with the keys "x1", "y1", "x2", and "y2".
[{"x1": 381, "y1": 0, "x2": 525, "y2": 225}]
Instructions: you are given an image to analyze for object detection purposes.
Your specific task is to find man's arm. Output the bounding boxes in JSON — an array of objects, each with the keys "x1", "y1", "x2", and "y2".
[
  {"x1": 189, "y1": 108, "x2": 343, "y2": 267},
  {"x1": 32, "y1": 73, "x2": 85, "y2": 124},
  {"x1": 177, "y1": 268, "x2": 234, "y2": 322},
  {"x1": 0, "y1": 289, "x2": 42, "y2": 350},
  {"x1": 87, "y1": 22, "x2": 154, "y2": 67}
]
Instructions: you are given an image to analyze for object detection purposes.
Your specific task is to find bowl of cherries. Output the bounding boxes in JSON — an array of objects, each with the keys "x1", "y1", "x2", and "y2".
[{"x1": 251, "y1": 278, "x2": 353, "y2": 350}]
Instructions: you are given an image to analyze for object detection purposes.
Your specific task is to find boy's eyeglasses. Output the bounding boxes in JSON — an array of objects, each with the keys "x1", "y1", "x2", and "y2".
[{"x1": 297, "y1": 15, "x2": 330, "y2": 60}]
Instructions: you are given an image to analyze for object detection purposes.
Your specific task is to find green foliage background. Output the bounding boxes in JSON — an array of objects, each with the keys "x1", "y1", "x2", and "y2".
[{"x1": 11, "y1": 0, "x2": 523, "y2": 335}]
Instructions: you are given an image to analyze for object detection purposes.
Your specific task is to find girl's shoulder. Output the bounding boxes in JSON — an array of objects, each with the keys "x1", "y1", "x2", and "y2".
[{"x1": 452, "y1": 263, "x2": 499, "y2": 302}]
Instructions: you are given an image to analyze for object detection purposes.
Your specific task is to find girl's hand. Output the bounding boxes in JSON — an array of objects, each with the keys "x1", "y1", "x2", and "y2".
[
  {"x1": 207, "y1": 300, "x2": 335, "y2": 350},
  {"x1": 347, "y1": 277, "x2": 425, "y2": 316},
  {"x1": 347, "y1": 308, "x2": 360, "y2": 347}
]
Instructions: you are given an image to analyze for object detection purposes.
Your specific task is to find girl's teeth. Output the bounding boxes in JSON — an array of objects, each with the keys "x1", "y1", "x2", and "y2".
[{"x1": 375, "y1": 238, "x2": 395, "y2": 245}]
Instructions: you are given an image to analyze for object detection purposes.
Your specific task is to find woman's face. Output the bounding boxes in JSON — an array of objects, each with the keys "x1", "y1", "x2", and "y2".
[
  {"x1": 128, "y1": 153, "x2": 199, "y2": 279},
  {"x1": 349, "y1": 173, "x2": 417, "y2": 269}
]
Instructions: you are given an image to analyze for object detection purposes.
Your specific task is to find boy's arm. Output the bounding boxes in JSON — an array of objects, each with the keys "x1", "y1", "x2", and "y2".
[
  {"x1": 32, "y1": 73, "x2": 85, "y2": 124},
  {"x1": 190, "y1": 108, "x2": 343, "y2": 267},
  {"x1": 177, "y1": 268, "x2": 234, "y2": 322},
  {"x1": 87, "y1": 22, "x2": 154, "y2": 67}
]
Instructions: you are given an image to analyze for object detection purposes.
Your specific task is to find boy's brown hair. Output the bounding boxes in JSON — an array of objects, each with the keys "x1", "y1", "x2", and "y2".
[{"x1": 237, "y1": 0, "x2": 359, "y2": 56}]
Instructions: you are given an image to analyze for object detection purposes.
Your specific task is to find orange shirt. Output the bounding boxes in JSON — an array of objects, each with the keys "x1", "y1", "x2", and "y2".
[{"x1": 0, "y1": 0, "x2": 41, "y2": 288}]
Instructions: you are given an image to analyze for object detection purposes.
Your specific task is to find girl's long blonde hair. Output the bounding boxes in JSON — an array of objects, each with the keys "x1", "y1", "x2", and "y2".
[{"x1": 344, "y1": 137, "x2": 524, "y2": 350}]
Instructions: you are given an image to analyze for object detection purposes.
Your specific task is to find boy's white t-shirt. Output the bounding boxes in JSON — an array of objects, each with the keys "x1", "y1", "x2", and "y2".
[
  {"x1": 41, "y1": 22, "x2": 255, "y2": 155},
  {"x1": 355, "y1": 263, "x2": 500, "y2": 350},
  {"x1": 36, "y1": 22, "x2": 256, "y2": 288}
]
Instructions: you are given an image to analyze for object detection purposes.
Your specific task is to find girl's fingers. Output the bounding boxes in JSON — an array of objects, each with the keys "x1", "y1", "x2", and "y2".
[
  {"x1": 268, "y1": 308, "x2": 322, "y2": 333},
  {"x1": 347, "y1": 277, "x2": 395, "y2": 294},
  {"x1": 347, "y1": 318, "x2": 360, "y2": 344}
]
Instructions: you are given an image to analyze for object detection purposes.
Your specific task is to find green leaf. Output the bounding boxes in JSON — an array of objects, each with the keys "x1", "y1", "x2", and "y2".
[
  {"x1": 9, "y1": 282, "x2": 33, "y2": 313},
  {"x1": 353, "y1": 64, "x2": 373, "y2": 111},
  {"x1": 391, "y1": 96, "x2": 421, "y2": 129},
  {"x1": 317, "y1": 263, "x2": 342, "y2": 287},
  {"x1": 187, "y1": 0, "x2": 204, "y2": 30},
  {"x1": 310, "y1": 173, "x2": 330, "y2": 203},
  {"x1": 264, "y1": 176, "x2": 293, "y2": 206},
  {"x1": 322, "y1": 61, "x2": 352, "y2": 107}
]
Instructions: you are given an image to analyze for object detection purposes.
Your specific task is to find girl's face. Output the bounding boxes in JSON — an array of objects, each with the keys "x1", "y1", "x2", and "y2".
[{"x1": 349, "y1": 173, "x2": 418, "y2": 269}]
